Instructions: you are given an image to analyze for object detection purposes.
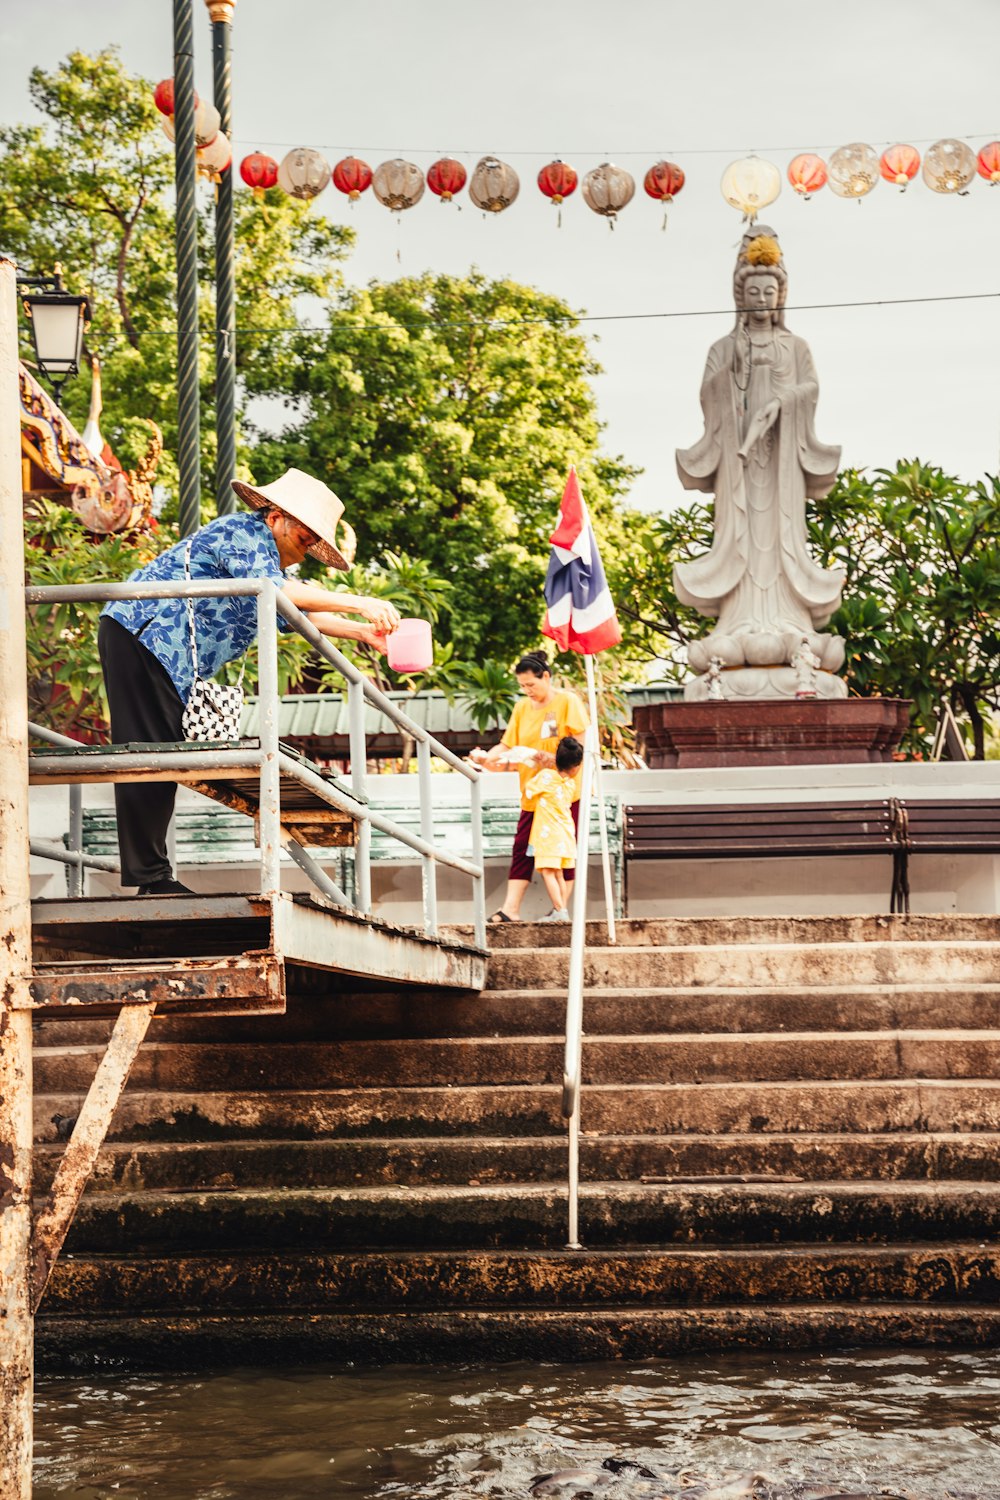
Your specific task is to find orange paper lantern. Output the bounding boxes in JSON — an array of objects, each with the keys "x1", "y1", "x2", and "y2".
[
  {"x1": 787, "y1": 153, "x2": 827, "y2": 198},
  {"x1": 977, "y1": 141, "x2": 1000, "y2": 184},
  {"x1": 880, "y1": 144, "x2": 920, "y2": 188}
]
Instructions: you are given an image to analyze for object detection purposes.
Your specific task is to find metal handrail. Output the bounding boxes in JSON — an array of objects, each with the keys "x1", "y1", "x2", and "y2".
[
  {"x1": 560, "y1": 721, "x2": 596, "y2": 1250},
  {"x1": 24, "y1": 577, "x2": 486, "y2": 944}
]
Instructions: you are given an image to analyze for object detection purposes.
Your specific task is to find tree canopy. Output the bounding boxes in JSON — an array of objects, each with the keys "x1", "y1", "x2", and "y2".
[
  {"x1": 620, "y1": 460, "x2": 1000, "y2": 757},
  {"x1": 0, "y1": 48, "x2": 353, "y2": 498},
  {"x1": 249, "y1": 271, "x2": 645, "y2": 664}
]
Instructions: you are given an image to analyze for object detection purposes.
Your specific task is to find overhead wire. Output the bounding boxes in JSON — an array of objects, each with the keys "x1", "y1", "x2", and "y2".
[{"x1": 96, "y1": 289, "x2": 1000, "y2": 344}]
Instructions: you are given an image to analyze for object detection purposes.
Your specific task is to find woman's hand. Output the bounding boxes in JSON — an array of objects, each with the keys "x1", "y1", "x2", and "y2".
[
  {"x1": 533, "y1": 750, "x2": 556, "y2": 769},
  {"x1": 357, "y1": 626, "x2": 389, "y2": 653},
  {"x1": 360, "y1": 597, "x2": 402, "y2": 634}
]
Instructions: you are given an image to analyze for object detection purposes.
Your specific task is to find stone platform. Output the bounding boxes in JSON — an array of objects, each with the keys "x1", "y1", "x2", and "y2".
[{"x1": 633, "y1": 697, "x2": 911, "y2": 769}]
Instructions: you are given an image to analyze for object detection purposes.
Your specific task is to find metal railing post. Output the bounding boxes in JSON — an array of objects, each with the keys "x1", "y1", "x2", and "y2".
[
  {"x1": 348, "y1": 677, "x2": 371, "y2": 913},
  {"x1": 562, "y1": 721, "x2": 595, "y2": 1251},
  {"x1": 67, "y1": 784, "x2": 83, "y2": 897},
  {"x1": 256, "y1": 584, "x2": 280, "y2": 897},
  {"x1": 470, "y1": 770, "x2": 486, "y2": 949},
  {"x1": 417, "y1": 737, "x2": 438, "y2": 936}
]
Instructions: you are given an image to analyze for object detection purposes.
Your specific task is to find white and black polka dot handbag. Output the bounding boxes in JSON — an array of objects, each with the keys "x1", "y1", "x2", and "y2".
[{"x1": 180, "y1": 539, "x2": 246, "y2": 742}]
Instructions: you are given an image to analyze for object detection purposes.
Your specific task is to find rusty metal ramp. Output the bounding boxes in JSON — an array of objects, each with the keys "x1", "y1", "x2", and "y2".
[{"x1": 29, "y1": 891, "x2": 488, "y2": 1019}]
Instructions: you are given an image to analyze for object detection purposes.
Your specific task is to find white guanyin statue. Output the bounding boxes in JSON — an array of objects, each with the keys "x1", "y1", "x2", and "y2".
[{"x1": 674, "y1": 228, "x2": 847, "y2": 701}]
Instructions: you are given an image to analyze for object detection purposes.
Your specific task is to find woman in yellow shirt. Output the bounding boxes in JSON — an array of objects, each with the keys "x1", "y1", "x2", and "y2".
[{"x1": 470, "y1": 650, "x2": 588, "y2": 923}]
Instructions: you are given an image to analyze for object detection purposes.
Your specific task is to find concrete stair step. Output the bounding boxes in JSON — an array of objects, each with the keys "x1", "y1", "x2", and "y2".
[
  {"x1": 36, "y1": 1301, "x2": 1000, "y2": 1367},
  {"x1": 33, "y1": 1031, "x2": 1000, "y2": 1091},
  {"x1": 487, "y1": 941, "x2": 1000, "y2": 990},
  {"x1": 33, "y1": 1132, "x2": 1000, "y2": 1192},
  {"x1": 32, "y1": 983, "x2": 1000, "y2": 1045},
  {"x1": 34, "y1": 1078, "x2": 1000, "y2": 1142},
  {"x1": 41, "y1": 1243, "x2": 1000, "y2": 1313},
  {"x1": 61, "y1": 1180, "x2": 1000, "y2": 1254},
  {"x1": 471, "y1": 914, "x2": 1000, "y2": 950}
]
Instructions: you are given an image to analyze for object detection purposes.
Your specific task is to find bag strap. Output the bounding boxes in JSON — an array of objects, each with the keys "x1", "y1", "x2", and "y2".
[
  {"x1": 184, "y1": 538, "x2": 246, "y2": 688},
  {"x1": 184, "y1": 538, "x2": 201, "y2": 679}
]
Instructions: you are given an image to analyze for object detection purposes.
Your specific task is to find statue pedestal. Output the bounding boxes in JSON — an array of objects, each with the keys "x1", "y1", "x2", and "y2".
[{"x1": 633, "y1": 699, "x2": 912, "y2": 769}]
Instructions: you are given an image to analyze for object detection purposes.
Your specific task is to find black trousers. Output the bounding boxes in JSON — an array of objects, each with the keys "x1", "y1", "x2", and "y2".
[{"x1": 98, "y1": 616, "x2": 185, "y2": 887}]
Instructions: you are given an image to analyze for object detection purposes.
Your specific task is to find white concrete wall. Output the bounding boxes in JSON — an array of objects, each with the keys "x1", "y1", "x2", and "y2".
[{"x1": 29, "y1": 758, "x2": 1000, "y2": 919}]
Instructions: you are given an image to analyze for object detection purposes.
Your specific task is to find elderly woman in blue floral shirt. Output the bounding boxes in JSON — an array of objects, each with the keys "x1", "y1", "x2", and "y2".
[{"x1": 99, "y1": 468, "x2": 399, "y2": 895}]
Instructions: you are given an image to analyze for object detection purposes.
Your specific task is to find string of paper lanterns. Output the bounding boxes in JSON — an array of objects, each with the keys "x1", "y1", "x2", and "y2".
[
  {"x1": 153, "y1": 76, "x2": 231, "y2": 183},
  {"x1": 151, "y1": 83, "x2": 1000, "y2": 226}
]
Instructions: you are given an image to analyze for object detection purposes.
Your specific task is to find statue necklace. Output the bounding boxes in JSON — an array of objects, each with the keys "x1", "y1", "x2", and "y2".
[{"x1": 733, "y1": 321, "x2": 775, "y2": 411}]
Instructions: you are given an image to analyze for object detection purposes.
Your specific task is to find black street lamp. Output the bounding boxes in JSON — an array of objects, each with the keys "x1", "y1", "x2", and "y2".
[{"x1": 18, "y1": 266, "x2": 91, "y2": 405}]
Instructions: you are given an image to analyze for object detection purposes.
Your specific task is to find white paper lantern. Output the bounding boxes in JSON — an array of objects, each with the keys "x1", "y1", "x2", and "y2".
[
  {"x1": 827, "y1": 143, "x2": 880, "y2": 199},
  {"x1": 720, "y1": 157, "x2": 781, "y2": 218},
  {"x1": 922, "y1": 138, "x2": 977, "y2": 194},
  {"x1": 277, "y1": 147, "x2": 331, "y2": 202},
  {"x1": 582, "y1": 162, "x2": 635, "y2": 222},
  {"x1": 468, "y1": 156, "x2": 520, "y2": 213},
  {"x1": 197, "y1": 132, "x2": 232, "y2": 183},
  {"x1": 372, "y1": 158, "x2": 425, "y2": 211},
  {"x1": 161, "y1": 100, "x2": 221, "y2": 147}
]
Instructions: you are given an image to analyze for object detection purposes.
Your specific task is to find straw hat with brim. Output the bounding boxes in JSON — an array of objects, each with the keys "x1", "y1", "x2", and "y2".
[{"x1": 231, "y1": 468, "x2": 357, "y2": 571}]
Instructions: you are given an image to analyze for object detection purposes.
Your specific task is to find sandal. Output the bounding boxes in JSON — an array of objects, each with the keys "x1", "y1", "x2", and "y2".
[{"x1": 488, "y1": 909, "x2": 517, "y2": 925}]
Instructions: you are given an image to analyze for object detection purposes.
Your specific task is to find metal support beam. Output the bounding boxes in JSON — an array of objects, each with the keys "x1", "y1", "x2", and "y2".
[
  {"x1": 174, "y1": 0, "x2": 202, "y2": 535},
  {"x1": 31, "y1": 1002, "x2": 156, "y2": 1310},
  {"x1": 0, "y1": 254, "x2": 35, "y2": 1499},
  {"x1": 208, "y1": 0, "x2": 237, "y2": 514},
  {"x1": 281, "y1": 835, "x2": 352, "y2": 908}
]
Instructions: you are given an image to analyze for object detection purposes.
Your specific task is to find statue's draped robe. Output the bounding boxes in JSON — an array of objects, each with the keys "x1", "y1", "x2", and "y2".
[{"x1": 675, "y1": 329, "x2": 844, "y2": 638}]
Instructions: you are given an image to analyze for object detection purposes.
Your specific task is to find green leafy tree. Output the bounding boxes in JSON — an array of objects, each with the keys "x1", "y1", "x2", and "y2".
[
  {"x1": 0, "y1": 48, "x2": 352, "y2": 511},
  {"x1": 457, "y1": 660, "x2": 521, "y2": 734},
  {"x1": 249, "y1": 271, "x2": 647, "y2": 664},
  {"x1": 621, "y1": 461, "x2": 1000, "y2": 758}
]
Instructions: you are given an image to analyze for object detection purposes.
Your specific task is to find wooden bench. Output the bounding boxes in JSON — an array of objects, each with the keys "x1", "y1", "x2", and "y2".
[{"x1": 623, "y1": 798, "x2": 1000, "y2": 914}]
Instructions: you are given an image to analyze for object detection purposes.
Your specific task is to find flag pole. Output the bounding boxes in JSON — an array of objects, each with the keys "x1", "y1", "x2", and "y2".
[{"x1": 584, "y1": 652, "x2": 616, "y2": 943}]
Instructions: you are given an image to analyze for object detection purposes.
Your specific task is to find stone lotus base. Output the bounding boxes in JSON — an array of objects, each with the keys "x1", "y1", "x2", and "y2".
[{"x1": 632, "y1": 698, "x2": 912, "y2": 768}]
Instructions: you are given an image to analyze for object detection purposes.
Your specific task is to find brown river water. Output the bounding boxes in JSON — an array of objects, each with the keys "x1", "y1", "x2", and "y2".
[{"x1": 33, "y1": 1348, "x2": 1000, "y2": 1499}]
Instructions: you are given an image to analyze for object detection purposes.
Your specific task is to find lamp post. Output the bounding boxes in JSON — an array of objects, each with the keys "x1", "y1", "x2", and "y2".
[
  {"x1": 174, "y1": 0, "x2": 202, "y2": 536},
  {"x1": 206, "y1": 0, "x2": 237, "y2": 516},
  {"x1": 18, "y1": 266, "x2": 90, "y2": 405}
]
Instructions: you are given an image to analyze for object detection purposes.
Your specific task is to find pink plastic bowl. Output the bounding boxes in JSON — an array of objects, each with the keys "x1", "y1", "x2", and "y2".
[{"x1": 386, "y1": 618, "x2": 433, "y2": 673}]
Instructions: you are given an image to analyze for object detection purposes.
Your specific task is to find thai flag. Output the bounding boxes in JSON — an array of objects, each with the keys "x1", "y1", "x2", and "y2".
[{"x1": 541, "y1": 467, "x2": 622, "y2": 655}]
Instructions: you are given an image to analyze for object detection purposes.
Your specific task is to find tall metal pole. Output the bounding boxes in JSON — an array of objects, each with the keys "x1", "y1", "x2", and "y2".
[
  {"x1": 0, "y1": 256, "x2": 36, "y2": 1500},
  {"x1": 174, "y1": 0, "x2": 202, "y2": 536},
  {"x1": 207, "y1": 0, "x2": 237, "y2": 515}
]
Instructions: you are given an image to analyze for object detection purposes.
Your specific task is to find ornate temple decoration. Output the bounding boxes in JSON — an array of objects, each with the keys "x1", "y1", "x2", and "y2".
[{"x1": 19, "y1": 361, "x2": 160, "y2": 534}]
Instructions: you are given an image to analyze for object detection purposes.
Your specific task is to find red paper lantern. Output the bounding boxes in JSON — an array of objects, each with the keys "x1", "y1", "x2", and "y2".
[
  {"x1": 880, "y1": 143, "x2": 920, "y2": 188},
  {"x1": 787, "y1": 153, "x2": 827, "y2": 197},
  {"x1": 642, "y1": 160, "x2": 685, "y2": 229},
  {"x1": 240, "y1": 151, "x2": 279, "y2": 199},
  {"x1": 332, "y1": 156, "x2": 373, "y2": 201},
  {"x1": 643, "y1": 160, "x2": 685, "y2": 201},
  {"x1": 153, "y1": 78, "x2": 198, "y2": 117},
  {"x1": 537, "y1": 160, "x2": 577, "y2": 227},
  {"x1": 427, "y1": 156, "x2": 467, "y2": 203},
  {"x1": 977, "y1": 141, "x2": 1000, "y2": 184},
  {"x1": 538, "y1": 160, "x2": 578, "y2": 205}
]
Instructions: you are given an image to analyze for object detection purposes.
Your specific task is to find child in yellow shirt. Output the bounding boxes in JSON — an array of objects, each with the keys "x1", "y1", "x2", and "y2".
[{"x1": 523, "y1": 736, "x2": 585, "y2": 922}]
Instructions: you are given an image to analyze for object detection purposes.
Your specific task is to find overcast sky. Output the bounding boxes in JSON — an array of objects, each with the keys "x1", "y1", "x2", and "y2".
[{"x1": 3, "y1": 0, "x2": 999, "y2": 513}]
